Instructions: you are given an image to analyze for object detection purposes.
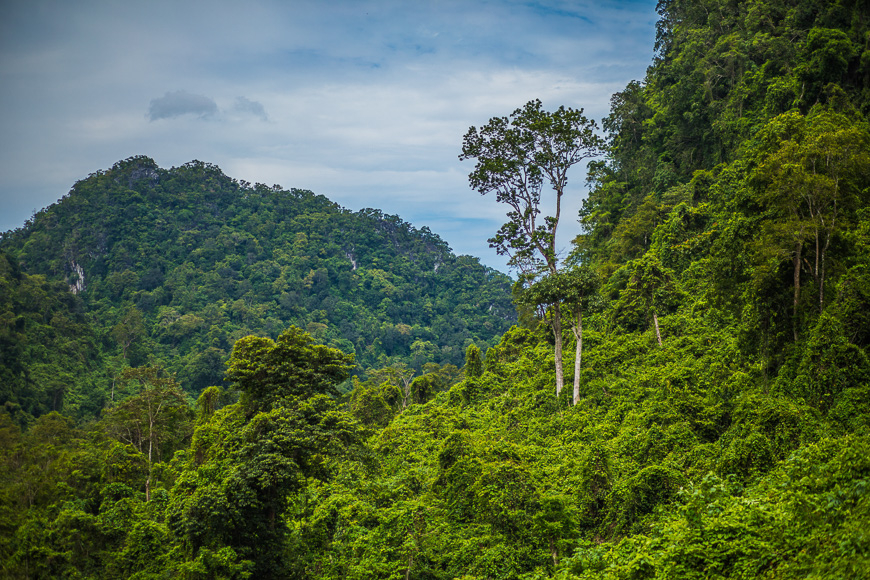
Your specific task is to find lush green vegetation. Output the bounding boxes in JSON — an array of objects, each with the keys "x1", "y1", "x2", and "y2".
[
  {"x1": 2, "y1": 0, "x2": 870, "y2": 577},
  {"x1": 0, "y1": 157, "x2": 514, "y2": 420},
  {"x1": 0, "y1": 252, "x2": 106, "y2": 421}
]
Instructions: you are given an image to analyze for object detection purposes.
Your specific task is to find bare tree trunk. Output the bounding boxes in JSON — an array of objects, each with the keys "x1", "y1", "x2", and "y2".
[
  {"x1": 146, "y1": 431, "x2": 153, "y2": 502},
  {"x1": 819, "y1": 231, "x2": 831, "y2": 314},
  {"x1": 793, "y1": 242, "x2": 802, "y2": 341},
  {"x1": 653, "y1": 312, "x2": 662, "y2": 347},
  {"x1": 145, "y1": 402, "x2": 161, "y2": 502},
  {"x1": 572, "y1": 311, "x2": 583, "y2": 405},
  {"x1": 402, "y1": 378, "x2": 412, "y2": 410},
  {"x1": 550, "y1": 537, "x2": 559, "y2": 567},
  {"x1": 552, "y1": 303, "x2": 564, "y2": 396},
  {"x1": 819, "y1": 252, "x2": 825, "y2": 314}
]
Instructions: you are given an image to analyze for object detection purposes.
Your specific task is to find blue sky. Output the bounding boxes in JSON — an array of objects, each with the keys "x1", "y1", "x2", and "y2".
[{"x1": 0, "y1": 0, "x2": 658, "y2": 272}]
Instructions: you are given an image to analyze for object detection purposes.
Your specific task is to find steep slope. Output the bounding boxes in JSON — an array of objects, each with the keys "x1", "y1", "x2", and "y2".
[{"x1": 282, "y1": 0, "x2": 870, "y2": 576}]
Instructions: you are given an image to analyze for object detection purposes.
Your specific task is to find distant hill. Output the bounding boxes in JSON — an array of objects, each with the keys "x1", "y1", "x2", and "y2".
[{"x1": 0, "y1": 156, "x2": 515, "y2": 412}]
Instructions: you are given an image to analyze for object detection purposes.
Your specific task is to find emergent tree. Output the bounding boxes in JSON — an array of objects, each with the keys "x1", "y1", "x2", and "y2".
[{"x1": 460, "y1": 99, "x2": 604, "y2": 395}]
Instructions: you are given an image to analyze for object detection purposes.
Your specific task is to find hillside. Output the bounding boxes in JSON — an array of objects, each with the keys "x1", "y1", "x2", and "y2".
[
  {"x1": 0, "y1": 157, "x2": 515, "y2": 417},
  {"x1": 1, "y1": 0, "x2": 870, "y2": 578},
  {"x1": 0, "y1": 252, "x2": 105, "y2": 421}
]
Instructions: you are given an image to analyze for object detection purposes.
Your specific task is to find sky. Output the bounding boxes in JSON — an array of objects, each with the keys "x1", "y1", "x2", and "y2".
[{"x1": 0, "y1": 0, "x2": 659, "y2": 272}]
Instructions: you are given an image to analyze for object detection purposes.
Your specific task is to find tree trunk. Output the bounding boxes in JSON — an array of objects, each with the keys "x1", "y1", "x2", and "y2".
[
  {"x1": 819, "y1": 230, "x2": 831, "y2": 314},
  {"x1": 572, "y1": 311, "x2": 583, "y2": 405},
  {"x1": 819, "y1": 252, "x2": 825, "y2": 314},
  {"x1": 552, "y1": 303, "x2": 564, "y2": 396},
  {"x1": 550, "y1": 537, "x2": 559, "y2": 567},
  {"x1": 146, "y1": 434, "x2": 153, "y2": 502},
  {"x1": 653, "y1": 311, "x2": 662, "y2": 347},
  {"x1": 793, "y1": 241, "x2": 802, "y2": 341},
  {"x1": 401, "y1": 377, "x2": 412, "y2": 410}
]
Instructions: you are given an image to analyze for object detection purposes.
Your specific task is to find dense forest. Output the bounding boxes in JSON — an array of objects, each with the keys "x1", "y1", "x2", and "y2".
[
  {"x1": 2, "y1": 0, "x2": 870, "y2": 577},
  {"x1": 0, "y1": 158, "x2": 514, "y2": 423}
]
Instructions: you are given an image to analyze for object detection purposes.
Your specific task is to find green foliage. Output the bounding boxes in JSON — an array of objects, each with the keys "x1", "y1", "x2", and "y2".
[
  {"x1": 226, "y1": 326, "x2": 354, "y2": 413},
  {"x1": 1, "y1": 157, "x2": 515, "y2": 410},
  {"x1": 0, "y1": 251, "x2": 104, "y2": 424},
  {"x1": 348, "y1": 361, "x2": 460, "y2": 428},
  {"x1": 168, "y1": 394, "x2": 360, "y2": 577},
  {"x1": 101, "y1": 366, "x2": 193, "y2": 500},
  {"x1": 3, "y1": 1, "x2": 870, "y2": 577},
  {"x1": 460, "y1": 99, "x2": 605, "y2": 273},
  {"x1": 349, "y1": 375, "x2": 401, "y2": 428},
  {"x1": 561, "y1": 434, "x2": 870, "y2": 579},
  {"x1": 612, "y1": 253, "x2": 680, "y2": 337},
  {"x1": 464, "y1": 343, "x2": 483, "y2": 379}
]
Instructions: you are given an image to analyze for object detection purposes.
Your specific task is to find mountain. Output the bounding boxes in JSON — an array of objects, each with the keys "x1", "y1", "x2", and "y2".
[
  {"x1": 0, "y1": 156, "x2": 515, "y2": 417},
  {"x1": 2, "y1": 0, "x2": 870, "y2": 577}
]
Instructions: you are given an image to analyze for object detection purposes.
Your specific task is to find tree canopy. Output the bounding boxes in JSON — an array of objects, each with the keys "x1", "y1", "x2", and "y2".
[
  {"x1": 3, "y1": 0, "x2": 870, "y2": 576},
  {"x1": 460, "y1": 99, "x2": 604, "y2": 274},
  {"x1": 226, "y1": 326, "x2": 355, "y2": 413}
]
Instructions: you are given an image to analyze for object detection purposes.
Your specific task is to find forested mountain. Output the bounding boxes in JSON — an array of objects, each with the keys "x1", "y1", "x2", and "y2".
[
  {"x1": 0, "y1": 157, "x2": 514, "y2": 419},
  {"x1": 2, "y1": 0, "x2": 870, "y2": 578},
  {"x1": 0, "y1": 252, "x2": 105, "y2": 422}
]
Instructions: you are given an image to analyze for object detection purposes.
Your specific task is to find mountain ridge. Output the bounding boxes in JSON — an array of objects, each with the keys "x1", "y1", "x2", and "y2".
[{"x1": 0, "y1": 155, "x2": 516, "y2": 418}]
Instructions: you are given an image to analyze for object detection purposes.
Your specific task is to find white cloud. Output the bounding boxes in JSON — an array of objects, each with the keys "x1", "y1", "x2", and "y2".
[{"x1": 0, "y1": 0, "x2": 659, "y2": 271}]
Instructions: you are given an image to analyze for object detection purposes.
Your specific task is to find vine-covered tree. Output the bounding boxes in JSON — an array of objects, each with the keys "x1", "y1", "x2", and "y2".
[
  {"x1": 752, "y1": 109, "x2": 870, "y2": 339},
  {"x1": 614, "y1": 254, "x2": 678, "y2": 346},
  {"x1": 101, "y1": 366, "x2": 192, "y2": 501},
  {"x1": 464, "y1": 343, "x2": 484, "y2": 379}
]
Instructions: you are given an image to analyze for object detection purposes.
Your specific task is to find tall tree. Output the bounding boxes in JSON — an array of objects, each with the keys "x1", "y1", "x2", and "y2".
[
  {"x1": 170, "y1": 327, "x2": 361, "y2": 577},
  {"x1": 460, "y1": 99, "x2": 604, "y2": 395},
  {"x1": 753, "y1": 109, "x2": 870, "y2": 338},
  {"x1": 102, "y1": 366, "x2": 192, "y2": 501},
  {"x1": 368, "y1": 363, "x2": 416, "y2": 411},
  {"x1": 111, "y1": 307, "x2": 145, "y2": 362},
  {"x1": 561, "y1": 267, "x2": 600, "y2": 405},
  {"x1": 614, "y1": 254, "x2": 678, "y2": 346},
  {"x1": 169, "y1": 395, "x2": 360, "y2": 577}
]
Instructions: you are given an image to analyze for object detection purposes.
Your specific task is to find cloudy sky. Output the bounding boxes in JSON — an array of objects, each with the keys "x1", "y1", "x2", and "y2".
[{"x1": 1, "y1": 0, "x2": 658, "y2": 272}]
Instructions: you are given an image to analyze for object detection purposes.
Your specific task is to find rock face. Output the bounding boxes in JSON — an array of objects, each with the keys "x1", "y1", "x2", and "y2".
[
  {"x1": 127, "y1": 166, "x2": 159, "y2": 188},
  {"x1": 68, "y1": 261, "x2": 85, "y2": 294}
]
